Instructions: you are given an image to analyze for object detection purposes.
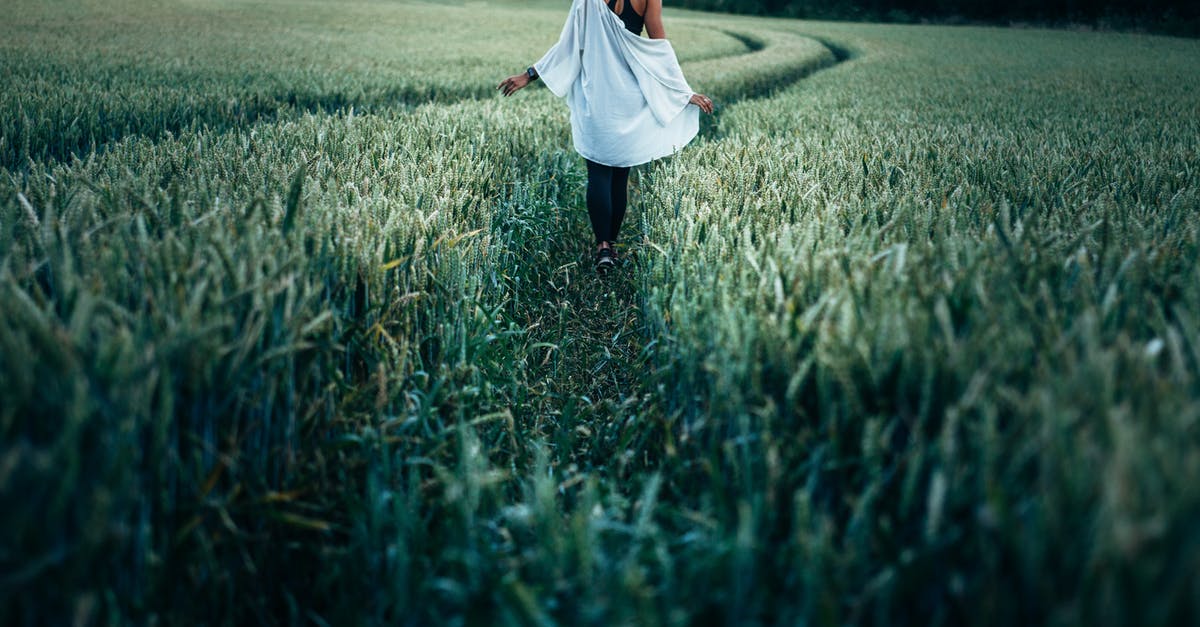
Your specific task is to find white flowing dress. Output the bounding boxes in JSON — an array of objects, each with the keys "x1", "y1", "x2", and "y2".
[{"x1": 533, "y1": 0, "x2": 700, "y2": 168}]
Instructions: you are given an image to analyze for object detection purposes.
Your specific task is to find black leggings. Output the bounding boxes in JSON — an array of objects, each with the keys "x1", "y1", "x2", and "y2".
[{"x1": 585, "y1": 159, "x2": 630, "y2": 244}]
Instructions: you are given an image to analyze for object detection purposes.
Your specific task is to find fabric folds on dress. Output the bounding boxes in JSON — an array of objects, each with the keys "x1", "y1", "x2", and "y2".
[{"x1": 533, "y1": 0, "x2": 699, "y2": 168}]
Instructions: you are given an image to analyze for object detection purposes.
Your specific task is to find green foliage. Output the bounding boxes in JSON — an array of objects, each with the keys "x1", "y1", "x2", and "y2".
[
  {"x1": 0, "y1": 0, "x2": 747, "y2": 170},
  {"x1": 670, "y1": 0, "x2": 1200, "y2": 35},
  {"x1": 2, "y1": 1, "x2": 1199, "y2": 625},
  {"x1": 638, "y1": 23, "x2": 1200, "y2": 623}
]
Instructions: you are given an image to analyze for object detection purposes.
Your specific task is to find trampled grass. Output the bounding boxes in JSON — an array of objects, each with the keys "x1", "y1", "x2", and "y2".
[{"x1": 1, "y1": 1, "x2": 1198, "y2": 625}]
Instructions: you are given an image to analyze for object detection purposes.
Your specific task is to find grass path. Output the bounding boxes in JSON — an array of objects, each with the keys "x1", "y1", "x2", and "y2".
[{"x1": 482, "y1": 32, "x2": 847, "y2": 473}]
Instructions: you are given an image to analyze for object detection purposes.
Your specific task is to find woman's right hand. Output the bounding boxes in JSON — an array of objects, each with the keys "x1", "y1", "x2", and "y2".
[
  {"x1": 499, "y1": 73, "x2": 532, "y2": 97},
  {"x1": 690, "y1": 93, "x2": 714, "y2": 114}
]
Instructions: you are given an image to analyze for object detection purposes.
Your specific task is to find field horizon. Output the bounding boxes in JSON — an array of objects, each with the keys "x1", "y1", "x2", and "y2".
[{"x1": 2, "y1": 1, "x2": 1199, "y2": 625}]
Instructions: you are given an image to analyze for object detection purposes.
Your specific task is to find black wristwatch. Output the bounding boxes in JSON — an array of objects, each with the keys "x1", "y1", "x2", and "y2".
[{"x1": 526, "y1": 66, "x2": 539, "y2": 81}]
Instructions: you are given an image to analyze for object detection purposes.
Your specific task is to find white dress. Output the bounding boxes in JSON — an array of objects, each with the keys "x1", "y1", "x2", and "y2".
[{"x1": 533, "y1": 0, "x2": 700, "y2": 168}]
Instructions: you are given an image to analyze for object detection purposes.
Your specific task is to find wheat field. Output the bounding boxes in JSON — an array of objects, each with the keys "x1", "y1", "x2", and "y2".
[{"x1": 2, "y1": 0, "x2": 1199, "y2": 624}]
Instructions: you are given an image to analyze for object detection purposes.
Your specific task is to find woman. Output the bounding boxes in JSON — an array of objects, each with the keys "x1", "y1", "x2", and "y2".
[{"x1": 499, "y1": 0, "x2": 715, "y2": 273}]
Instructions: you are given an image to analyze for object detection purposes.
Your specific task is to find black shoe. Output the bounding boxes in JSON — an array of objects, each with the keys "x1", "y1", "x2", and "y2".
[
  {"x1": 595, "y1": 247, "x2": 615, "y2": 274},
  {"x1": 607, "y1": 241, "x2": 620, "y2": 264}
]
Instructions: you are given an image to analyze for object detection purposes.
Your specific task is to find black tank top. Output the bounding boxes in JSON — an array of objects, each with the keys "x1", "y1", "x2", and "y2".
[{"x1": 607, "y1": 0, "x2": 645, "y2": 36}]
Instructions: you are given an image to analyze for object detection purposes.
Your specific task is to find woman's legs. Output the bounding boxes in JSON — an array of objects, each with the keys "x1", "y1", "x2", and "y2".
[
  {"x1": 585, "y1": 159, "x2": 631, "y2": 246},
  {"x1": 585, "y1": 159, "x2": 614, "y2": 245},
  {"x1": 609, "y1": 165, "x2": 630, "y2": 245}
]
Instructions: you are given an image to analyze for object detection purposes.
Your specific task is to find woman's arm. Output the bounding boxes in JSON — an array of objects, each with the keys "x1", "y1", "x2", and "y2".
[
  {"x1": 500, "y1": 0, "x2": 585, "y2": 97},
  {"x1": 643, "y1": 0, "x2": 713, "y2": 113},
  {"x1": 644, "y1": 0, "x2": 666, "y2": 39}
]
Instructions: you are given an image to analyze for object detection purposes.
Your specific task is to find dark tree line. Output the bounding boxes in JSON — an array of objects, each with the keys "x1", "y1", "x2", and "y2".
[{"x1": 673, "y1": 0, "x2": 1200, "y2": 35}]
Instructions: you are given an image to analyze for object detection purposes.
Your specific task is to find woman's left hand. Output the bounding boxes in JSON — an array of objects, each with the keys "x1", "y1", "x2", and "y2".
[
  {"x1": 690, "y1": 93, "x2": 714, "y2": 114},
  {"x1": 499, "y1": 73, "x2": 532, "y2": 97}
]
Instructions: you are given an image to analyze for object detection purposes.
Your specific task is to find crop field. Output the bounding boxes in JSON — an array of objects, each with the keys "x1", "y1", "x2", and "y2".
[{"x1": 2, "y1": 0, "x2": 1199, "y2": 624}]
